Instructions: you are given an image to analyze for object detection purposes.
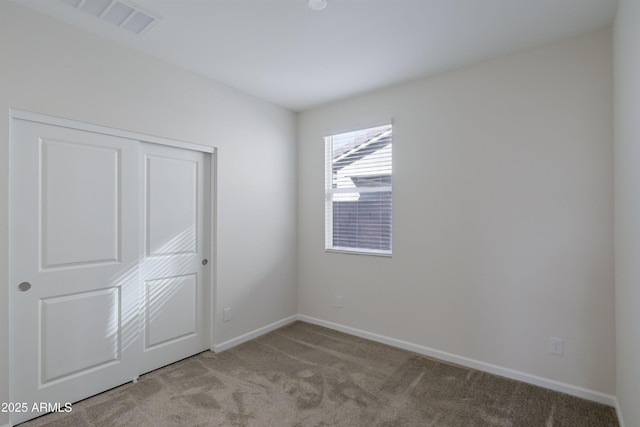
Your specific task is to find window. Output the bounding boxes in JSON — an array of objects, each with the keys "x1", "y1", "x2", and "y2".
[{"x1": 324, "y1": 124, "x2": 392, "y2": 255}]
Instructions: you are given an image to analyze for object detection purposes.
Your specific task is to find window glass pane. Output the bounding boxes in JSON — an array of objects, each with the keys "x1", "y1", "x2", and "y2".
[
  {"x1": 332, "y1": 191, "x2": 392, "y2": 251},
  {"x1": 325, "y1": 124, "x2": 392, "y2": 255},
  {"x1": 330, "y1": 125, "x2": 392, "y2": 190}
]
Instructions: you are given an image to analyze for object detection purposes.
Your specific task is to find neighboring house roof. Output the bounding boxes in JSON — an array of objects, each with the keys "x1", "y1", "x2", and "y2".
[{"x1": 332, "y1": 127, "x2": 392, "y2": 171}]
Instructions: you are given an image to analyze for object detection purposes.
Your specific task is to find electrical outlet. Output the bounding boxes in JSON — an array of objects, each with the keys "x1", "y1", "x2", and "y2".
[
  {"x1": 336, "y1": 296, "x2": 344, "y2": 308},
  {"x1": 223, "y1": 307, "x2": 232, "y2": 322},
  {"x1": 549, "y1": 337, "x2": 563, "y2": 355}
]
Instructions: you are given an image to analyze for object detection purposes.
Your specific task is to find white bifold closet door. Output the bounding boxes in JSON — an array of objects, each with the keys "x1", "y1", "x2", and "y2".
[{"x1": 10, "y1": 118, "x2": 210, "y2": 425}]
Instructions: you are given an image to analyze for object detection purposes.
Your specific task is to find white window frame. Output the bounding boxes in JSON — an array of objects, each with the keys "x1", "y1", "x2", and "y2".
[{"x1": 324, "y1": 124, "x2": 392, "y2": 256}]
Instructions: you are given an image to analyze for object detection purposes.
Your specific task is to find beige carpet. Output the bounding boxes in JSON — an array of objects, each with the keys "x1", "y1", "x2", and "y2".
[{"x1": 20, "y1": 321, "x2": 618, "y2": 426}]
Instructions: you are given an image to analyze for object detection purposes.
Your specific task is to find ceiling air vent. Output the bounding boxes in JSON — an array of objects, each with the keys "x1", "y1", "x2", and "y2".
[{"x1": 59, "y1": 0, "x2": 160, "y2": 35}]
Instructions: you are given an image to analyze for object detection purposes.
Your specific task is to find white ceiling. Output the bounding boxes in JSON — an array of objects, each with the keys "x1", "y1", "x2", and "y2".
[{"x1": 14, "y1": 0, "x2": 619, "y2": 112}]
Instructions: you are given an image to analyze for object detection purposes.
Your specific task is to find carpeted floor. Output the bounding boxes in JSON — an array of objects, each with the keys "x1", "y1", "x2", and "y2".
[{"x1": 20, "y1": 321, "x2": 618, "y2": 426}]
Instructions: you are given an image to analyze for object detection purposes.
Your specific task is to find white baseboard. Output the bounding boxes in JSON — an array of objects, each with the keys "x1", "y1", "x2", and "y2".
[
  {"x1": 212, "y1": 314, "x2": 298, "y2": 353},
  {"x1": 297, "y1": 314, "x2": 618, "y2": 408}
]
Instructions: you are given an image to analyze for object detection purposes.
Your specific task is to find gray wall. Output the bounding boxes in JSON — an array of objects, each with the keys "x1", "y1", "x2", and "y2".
[
  {"x1": 614, "y1": 0, "x2": 640, "y2": 425},
  {"x1": 298, "y1": 30, "x2": 614, "y2": 397},
  {"x1": 0, "y1": 3, "x2": 298, "y2": 425}
]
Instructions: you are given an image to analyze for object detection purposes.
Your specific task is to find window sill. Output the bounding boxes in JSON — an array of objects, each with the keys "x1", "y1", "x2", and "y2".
[{"x1": 325, "y1": 247, "x2": 392, "y2": 257}]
